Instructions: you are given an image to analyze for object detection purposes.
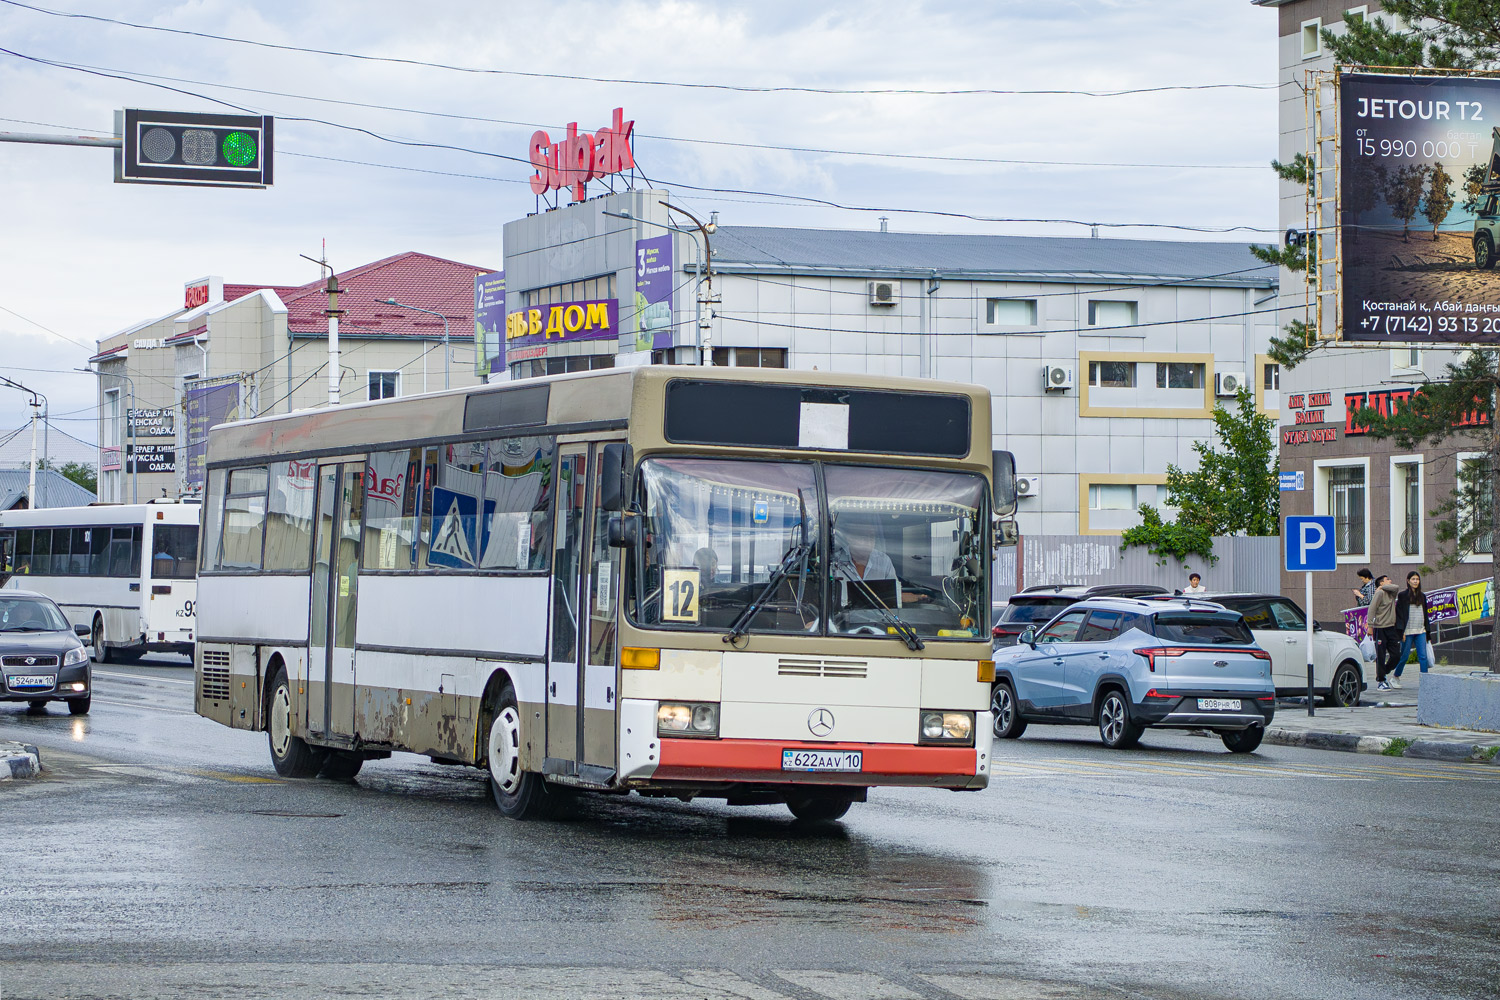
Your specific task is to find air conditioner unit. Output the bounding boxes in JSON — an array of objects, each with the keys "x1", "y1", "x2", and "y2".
[
  {"x1": 868, "y1": 280, "x2": 897, "y2": 306},
  {"x1": 1014, "y1": 476, "x2": 1039, "y2": 498},
  {"x1": 1043, "y1": 365, "x2": 1074, "y2": 391},
  {"x1": 1215, "y1": 370, "x2": 1248, "y2": 397}
]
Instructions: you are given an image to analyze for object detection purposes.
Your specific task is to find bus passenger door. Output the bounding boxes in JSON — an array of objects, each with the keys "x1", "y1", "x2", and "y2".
[
  {"x1": 546, "y1": 448, "x2": 587, "y2": 772},
  {"x1": 309, "y1": 463, "x2": 363, "y2": 739},
  {"x1": 581, "y1": 448, "x2": 620, "y2": 780}
]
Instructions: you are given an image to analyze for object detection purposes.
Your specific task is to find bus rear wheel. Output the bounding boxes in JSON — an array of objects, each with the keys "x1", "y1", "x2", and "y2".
[
  {"x1": 92, "y1": 619, "x2": 112, "y2": 664},
  {"x1": 266, "y1": 665, "x2": 325, "y2": 778},
  {"x1": 786, "y1": 791, "x2": 856, "y2": 822},
  {"x1": 487, "y1": 685, "x2": 562, "y2": 820}
]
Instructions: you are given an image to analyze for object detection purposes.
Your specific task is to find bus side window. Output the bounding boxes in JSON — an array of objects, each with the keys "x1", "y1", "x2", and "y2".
[
  {"x1": 69, "y1": 528, "x2": 88, "y2": 576},
  {"x1": 108, "y1": 527, "x2": 133, "y2": 577},
  {"x1": 220, "y1": 467, "x2": 269, "y2": 571},
  {"x1": 0, "y1": 530, "x2": 11, "y2": 573},
  {"x1": 89, "y1": 526, "x2": 110, "y2": 576},
  {"x1": 14, "y1": 529, "x2": 32, "y2": 574},
  {"x1": 201, "y1": 469, "x2": 227, "y2": 572},
  {"x1": 264, "y1": 461, "x2": 314, "y2": 572},
  {"x1": 478, "y1": 435, "x2": 555, "y2": 572},
  {"x1": 363, "y1": 449, "x2": 421, "y2": 572},
  {"x1": 31, "y1": 528, "x2": 51, "y2": 575}
]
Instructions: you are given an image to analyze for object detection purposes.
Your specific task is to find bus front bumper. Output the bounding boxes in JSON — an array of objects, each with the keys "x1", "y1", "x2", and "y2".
[{"x1": 648, "y1": 738, "x2": 987, "y2": 790}]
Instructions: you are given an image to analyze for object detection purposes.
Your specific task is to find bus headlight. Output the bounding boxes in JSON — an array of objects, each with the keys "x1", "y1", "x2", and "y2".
[
  {"x1": 658, "y1": 702, "x2": 719, "y2": 738},
  {"x1": 919, "y1": 710, "x2": 975, "y2": 745},
  {"x1": 63, "y1": 646, "x2": 89, "y2": 666}
]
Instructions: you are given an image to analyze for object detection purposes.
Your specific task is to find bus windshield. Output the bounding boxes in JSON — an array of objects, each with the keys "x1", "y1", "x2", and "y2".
[{"x1": 633, "y1": 457, "x2": 987, "y2": 640}]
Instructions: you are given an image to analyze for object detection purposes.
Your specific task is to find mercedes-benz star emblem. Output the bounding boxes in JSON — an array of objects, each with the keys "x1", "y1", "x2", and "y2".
[{"x1": 808, "y1": 708, "x2": 835, "y2": 737}]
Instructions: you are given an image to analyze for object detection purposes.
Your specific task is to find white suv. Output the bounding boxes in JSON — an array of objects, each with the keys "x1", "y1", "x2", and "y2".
[{"x1": 1208, "y1": 594, "x2": 1367, "y2": 707}]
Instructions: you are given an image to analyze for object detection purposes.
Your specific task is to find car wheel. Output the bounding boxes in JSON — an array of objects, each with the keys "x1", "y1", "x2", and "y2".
[
  {"x1": 319, "y1": 753, "x2": 363, "y2": 781},
  {"x1": 92, "y1": 618, "x2": 112, "y2": 664},
  {"x1": 266, "y1": 665, "x2": 326, "y2": 778},
  {"x1": 1324, "y1": 661, "x2": 1362, "y2": 708},
  {"x1": 26, "y1": 699, "x2": 48, "y2": 712},
  {"x1": 1097, "y1": 689, "x2": 1144, "y2": 749},
  {"x1": 487, "y1": 684, "x2": 564, "y2": 819},
  {"x1": 991, "y1": 682, "x2": 1027, "y2": 739},
  {"x1": 1478, "y1": 232, "x2": 1497, "y2": 269},
  {"x1": 786, "y1": 792, "x2": 855, "y2": 822},
  {"x1": 1222, "y1": 726, "x2": 1264, "y2": 754},
  {"x1": 68, "y1": 695, "x2": 91, "y2": 716}
]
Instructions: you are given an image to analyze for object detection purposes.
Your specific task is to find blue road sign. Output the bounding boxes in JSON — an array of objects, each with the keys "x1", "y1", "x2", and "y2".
[
  {"x1": 1278, "y1": 470, "x2": 1304, "y2": 492},
  {"x1": 1284, "y1": 515, "x2": 1337, "y2": 572}
]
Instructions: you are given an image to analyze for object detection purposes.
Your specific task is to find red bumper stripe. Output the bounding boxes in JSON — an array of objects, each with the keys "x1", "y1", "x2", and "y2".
[{"x1": 655, "y1": 738, "x2": 976, "y2": 781}]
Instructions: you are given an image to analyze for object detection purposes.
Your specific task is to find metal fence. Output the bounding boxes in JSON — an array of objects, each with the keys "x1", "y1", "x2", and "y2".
[{"x1": 992, "y1": 535, "x2": 1281, "y2": 601}]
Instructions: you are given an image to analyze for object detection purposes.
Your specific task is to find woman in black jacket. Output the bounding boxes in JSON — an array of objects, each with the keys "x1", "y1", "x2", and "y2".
[{"x1": 1392, "y1": 571, "x2": 1435, "y2": 678}]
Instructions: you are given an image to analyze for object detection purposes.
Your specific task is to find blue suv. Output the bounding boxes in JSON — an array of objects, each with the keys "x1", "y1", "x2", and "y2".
[{"x1": 990, "y1": 597, "x2": 1275, "y2": 752}]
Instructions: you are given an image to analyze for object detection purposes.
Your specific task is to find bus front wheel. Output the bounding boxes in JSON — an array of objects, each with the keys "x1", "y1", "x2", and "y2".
[
  {"x1": 266, "y1": 665, "x2": 325, "y2": 778},
  {"x1": 786, "y1": 791, "x2": 855, "y2": 822},
  {"x1": 487, "y1": 685, "x2": 562, "y2": 820}
]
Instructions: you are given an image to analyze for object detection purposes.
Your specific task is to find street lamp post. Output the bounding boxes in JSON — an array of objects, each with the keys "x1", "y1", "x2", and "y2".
[
  {"x1": 603, "y1": 201, "x2": 717, "y2": 365},
  {"x1": 383, "y1": 299, "x2": 450, "y2": 390}
]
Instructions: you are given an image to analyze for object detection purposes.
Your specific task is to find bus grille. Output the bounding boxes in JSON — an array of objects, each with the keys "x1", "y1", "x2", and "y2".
[
  {"x1": 200, "y1": 648, "x2": 231, "y2": 702},
  {"x1": 777, "y1": 657, "x2": 868, "y2": 679}
]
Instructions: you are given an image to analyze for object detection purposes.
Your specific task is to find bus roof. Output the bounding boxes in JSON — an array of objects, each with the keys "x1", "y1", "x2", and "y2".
[
  {"x1": 205, "y1": 365, "x2": 994, "y2": 470},
  {"x1": 0, "y1": 500, "x2": 201, "y2": 528}
]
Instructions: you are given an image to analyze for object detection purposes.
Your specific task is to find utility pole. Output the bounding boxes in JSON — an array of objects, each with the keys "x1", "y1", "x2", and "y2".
[
  {"x1": 0, "y1": 375, "x2": 44, "y2": 507},
  {"x1": 664, "y1": 202, "x2": 717, "y2": 366},
  {"x1": 300, "y1": 250, "x2": 341, "y2": 406}
]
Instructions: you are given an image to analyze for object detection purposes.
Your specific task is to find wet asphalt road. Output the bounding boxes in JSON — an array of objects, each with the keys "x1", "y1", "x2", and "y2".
[{"x1": 1, "y1": 658, "x2": 1498, "y2": 1000}]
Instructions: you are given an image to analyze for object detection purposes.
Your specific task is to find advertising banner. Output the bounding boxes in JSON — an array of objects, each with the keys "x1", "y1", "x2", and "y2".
[
  {"x1": 474, "y1": 271, "x2": 506, "y2": 377},
  {"x1": 126, "y1": 443, "x2": 175, "y2": 474},
  {"x1": 1342, "y1": 584, "x2": 1463, "y2": 638},
  {"x1": 127, "y1": 407, "x2": 175, "y2": 438},
  {"x1": 504, "y1": 298, "x2": 618, "y2": 350},
  {"x1": 1456, "y1": 579, "x2": 1493, "y2": 623},
  {"x1": 184, "y1": 382, "x2": 240, "y2": 489},
  {"x1": 1340, "y1": 72, "x2": 1500, "y2": 342},
  {"x1": 633, "y1": 235, "x2": 674, "y2": 352}
]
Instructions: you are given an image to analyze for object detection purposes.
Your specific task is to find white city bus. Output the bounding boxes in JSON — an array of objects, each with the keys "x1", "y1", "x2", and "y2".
[
  {"x1": 193, "y1": 366, "x2": 1015, "y2": 819},
  {"x1": 0, "y1": 500, "x2": 199, "y2": 661}
]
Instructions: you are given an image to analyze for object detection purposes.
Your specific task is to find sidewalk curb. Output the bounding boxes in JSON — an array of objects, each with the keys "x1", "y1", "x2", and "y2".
[
  {"x1": 0, "y1": 742, "x2": 41, "y2": 781},
  {"x1": 1260, "y1": 727, "x2": 1500, "y2": 762}
]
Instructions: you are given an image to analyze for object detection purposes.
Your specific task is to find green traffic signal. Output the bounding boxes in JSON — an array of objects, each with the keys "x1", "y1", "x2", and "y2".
[{"x1": 221, "y1": 131, "x2": 258, "y2": 167}]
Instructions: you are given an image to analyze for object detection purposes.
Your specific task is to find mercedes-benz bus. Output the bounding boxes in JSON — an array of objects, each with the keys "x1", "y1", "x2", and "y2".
[
  {"x1": 192, "y1": 366, "x2": 1015, "y2": 820},
  {"x1": 0, "y1": 500, "x2": 199, "y2": 661}
]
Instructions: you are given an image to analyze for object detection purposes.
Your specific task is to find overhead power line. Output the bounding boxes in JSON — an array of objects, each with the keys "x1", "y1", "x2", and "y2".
[{"x1": 0, "y1": 0, "x2": 1278, "y2": 98}]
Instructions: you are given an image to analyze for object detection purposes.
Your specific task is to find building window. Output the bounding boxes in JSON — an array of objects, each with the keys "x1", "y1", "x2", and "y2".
[
  {"x1": 1155, "y1": 362, "x2": 1204, "y2": 389},
  {"x1": 1396, "y1": 460, "x2": 1422, "y2": 557},
  {"x1": 1392, "y1": 347, "x2": 1421, "y2": 374},
  {"x1": 544, "y1": 355, "x2": 614, "y2": 375},
  {"x1": 368, "y1": 371, "x2": 399, "y2": 400},
  {"x1": 987, "y1": 298, "x2": 1037, "y2": 326},
  {"x1": 1087, "y1": 300, "x2": 1137, "y2": 327},
  {"x1": 1263, "y1": 363, "x2": 1280, "y2": 390},
  {"x1": 711, "y1": 347, "x2": 787, "y2": 368},
  {"x1": 1458, "y1": 453, "x2": 1494, "y2": 556},
  {"x1": 1301, "y1": 17, "x2": 1322, "y2": 58},
  {"x1": 103, "y1": 388, "x2": 120, "y2": 446},
  {"x1": 1089, "y1": 484, "x2": 1137, "y2": 510},
  {"x1": 1088, "y1": 360, "x2": 1135, "y2": 387},
  {"x1": 523, "y1": 274, "x2": 617, "y2": 309},
  {"x1": 1345, "y1": 7, "x2": 1367, "y2": 26},
  {"x1": 1328, "y1": 465, "x2": 1366, "y2": 555}
]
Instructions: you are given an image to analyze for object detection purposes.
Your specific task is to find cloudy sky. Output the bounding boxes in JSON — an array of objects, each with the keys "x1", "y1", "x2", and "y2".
[{"x1": 0, "y1": 0, "x2": 1278, "y2": 447}]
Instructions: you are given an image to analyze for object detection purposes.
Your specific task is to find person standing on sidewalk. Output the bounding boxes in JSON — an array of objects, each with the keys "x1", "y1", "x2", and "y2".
[
  {"x1": 1352, "y1": 568, "x2": 1375, "y2": 606},
  {"x1": 1366, "y1": 575, "x2": 1401, "y2": 690},
  {"x1": 1392, "y1": 571, "x2": 1434, "y2": 682}
]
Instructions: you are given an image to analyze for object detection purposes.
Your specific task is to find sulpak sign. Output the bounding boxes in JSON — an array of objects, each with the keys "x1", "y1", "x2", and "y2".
[{"x1": 528, "y1": 108, "x2": 635, "y2": 203}]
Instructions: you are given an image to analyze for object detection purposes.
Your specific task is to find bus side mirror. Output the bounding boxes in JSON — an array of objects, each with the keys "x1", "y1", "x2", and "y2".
[
  {"x1": 608, "y1": 514, "x2": 640, "y2": 549},
  {"x1": 992, "y1": 449, "x2": 1017, "y2": 514},
  {"x1": 599, "y1": 442, "x2": 634, "y2": 512}
]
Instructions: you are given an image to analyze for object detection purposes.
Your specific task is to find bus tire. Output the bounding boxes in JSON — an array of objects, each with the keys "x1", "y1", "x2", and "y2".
[
  {"x1": 68, "y1": 695, "x2": 91, "y2": 716},
  {"x1": 266, "y1": 665, "x2": 325, "y2": 778},
  {"x1": 92, "y1": 618, "x2": 113, "y2": 664},
  {"x1": 786, "y1": 791, "x2": 855, "y2": 822},
  {"x1": 487, "y1": 684, "x2": 558, "y2": 820},
  {"x1": 320, "y1": 753, "x2": 364, "y2": 781}
]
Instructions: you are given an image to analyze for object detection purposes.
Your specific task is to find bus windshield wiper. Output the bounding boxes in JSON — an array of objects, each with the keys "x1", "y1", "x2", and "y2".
[
  {"x1": 831, "y1": 559, "x2": 925, "y2": 651},
  {"x1": 725, "y1": 489, "x2": 812, "y2": 644}
]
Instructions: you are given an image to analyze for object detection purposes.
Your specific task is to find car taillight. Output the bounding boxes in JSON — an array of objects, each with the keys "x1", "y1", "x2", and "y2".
[
  {"x1": 1144, "y1": 689, "x2": 1179, "y2": 699},
  {"x1": 1133, "y1": 647, "x2": 1186, "y2": 672},
  {"x1": 1248, "y1": 649, "x2": 1271, "y2": 661}
]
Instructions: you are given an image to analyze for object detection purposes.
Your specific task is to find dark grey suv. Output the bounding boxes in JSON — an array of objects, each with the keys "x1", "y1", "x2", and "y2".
[{"x1": 1, "y1": 590, "x2": 92, "y2": 715}]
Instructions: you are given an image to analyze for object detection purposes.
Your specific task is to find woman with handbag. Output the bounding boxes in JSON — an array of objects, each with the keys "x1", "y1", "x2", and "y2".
[{"x1": 1392, "y1": 571, "x2": 1435, "y2": 681}]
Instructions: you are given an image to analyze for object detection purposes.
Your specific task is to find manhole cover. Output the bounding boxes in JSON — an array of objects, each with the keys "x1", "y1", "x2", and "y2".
[{"x1": 251, "y1": 810, "x2": 344, "y2": 818}]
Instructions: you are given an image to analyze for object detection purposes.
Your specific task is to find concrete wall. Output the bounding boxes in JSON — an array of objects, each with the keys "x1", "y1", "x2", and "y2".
[{"x1": 994, "y1": 534, "x2": 1281, "y2": 601}]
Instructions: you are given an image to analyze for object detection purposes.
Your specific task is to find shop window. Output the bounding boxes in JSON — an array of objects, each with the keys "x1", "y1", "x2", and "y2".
[
  {"x1": 1155, "y1": 362, "x2": 1204, "y2": 389},
  {"x1": 987, "y1": 298, "x2": 1037, "y2": 326},
  {"x1": 1088, "y1": 360, "x2": 1135, "y2": 388},
  {"x1": 368, "y1": 370, "x2": 399, "y2": 400},
  {"x1": 1087, "y1": 300, "x2": 1137, "y2": 327},
  {"x1": 1327, "y1": 465, "x2": 1366, "y2": 555}
]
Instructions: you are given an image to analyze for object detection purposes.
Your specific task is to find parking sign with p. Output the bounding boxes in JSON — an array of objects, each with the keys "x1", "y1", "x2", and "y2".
[{"x1": 1284, "y1": 515, "x2": 1337, "y2": 572}]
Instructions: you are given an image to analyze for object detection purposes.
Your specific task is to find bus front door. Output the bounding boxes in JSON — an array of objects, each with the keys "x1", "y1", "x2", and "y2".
[
  {"x1": 309, "y1": 463, "x2": 363, "y2": 740},
  {"x1": 546, "y1": 448, "x2": 587, "y2": 772}
]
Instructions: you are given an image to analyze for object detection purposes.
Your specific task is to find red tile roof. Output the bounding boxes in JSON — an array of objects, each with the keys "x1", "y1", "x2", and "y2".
[{"x1": 228, "y1": 251, "x2": 495, "y2": 339}]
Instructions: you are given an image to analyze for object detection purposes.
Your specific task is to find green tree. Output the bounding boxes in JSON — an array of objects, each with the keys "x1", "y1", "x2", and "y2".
[
  {"x1": 1424, "y1": 161, "x2": 1456, "y2": 238},
  {"x1": 25, "y1": 458, "x2": 98, "y2": 495},
  {"x1": 1386, "y1": 162, "x2": 1429, "y2": 241},
  {"x1": 1350, "y1": 349, "x2": 1500, "y2": 670}
]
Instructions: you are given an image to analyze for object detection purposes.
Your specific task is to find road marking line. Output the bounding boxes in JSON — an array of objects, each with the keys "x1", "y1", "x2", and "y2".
[
  {"x1": 93, "y1": 669, "x2": 194, "y2": 686},
  {"x1": 776, "y1": 971, "x2": 921, "y2": 1000}
]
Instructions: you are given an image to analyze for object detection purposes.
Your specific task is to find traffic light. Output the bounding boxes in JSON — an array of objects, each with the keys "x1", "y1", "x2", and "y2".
[{"x1": 115, "y1": 109, "x2": 273, "y2": 189}]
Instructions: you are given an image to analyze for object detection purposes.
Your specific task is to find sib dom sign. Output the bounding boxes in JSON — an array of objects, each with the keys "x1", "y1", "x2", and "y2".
[{"x1": 528, "y1": 108, "x2": 635, "y2": 203}]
